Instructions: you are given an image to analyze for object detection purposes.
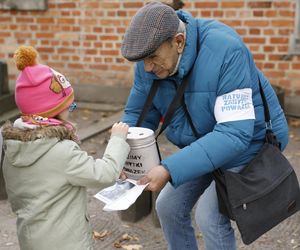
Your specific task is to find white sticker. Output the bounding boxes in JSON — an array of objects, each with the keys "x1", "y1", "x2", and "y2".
[
  {"x1": 51, "y1": 68, "x2": 71, "y2": 88},
  {"x1": 214, "y1": 88, "x2": 255, "y2": 123}
]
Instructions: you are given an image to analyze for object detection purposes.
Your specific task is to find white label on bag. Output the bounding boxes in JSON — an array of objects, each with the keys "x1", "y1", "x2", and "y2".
[{"x1": 214, "y1": 88, "x2": 255, "y2": 123}]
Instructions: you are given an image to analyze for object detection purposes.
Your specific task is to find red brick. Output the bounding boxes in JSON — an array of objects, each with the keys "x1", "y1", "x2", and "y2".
[
  {"x1": 279, "y1": 10, "x2": 295, "y2": 17},
  {"x1": 41, "y1": 40, "x2": 50, "y2": 45},
  {"x1": 123, "y1": 2, "x2": 143, "y2": 8},
  {"x1": 269, "y1": 55, "x2": 284, "y2": 61},
  {"x1": 79, "y1": 2, "x2": 99, "y2": 8},
  {"x1": 278, "y1": 29, "x2": 292, "y2": 36},
  {"x1": 253, "y1": 54, "x2": 265, "y2": 60},
  {"x1": 62, "y1": 11, "x2": 70, "y2": 16},
  {"x1": 195, "y1": 2, "x2": 218, "y2": 8},
  {"x1": 249, "y1": 45, "x2": 259, "y2": 52},
  {"x1": 225, "y1": 11, "x2": 237, "y2": 18},
  {"x1": 86, "y1": 35, "x2": 97, "y2": 40},
  {"x1": 243, "y1": 37, "x2": 266, "y2": 44},
  {"x1": 57, "y1": 48, "x2": 75, "y2": 54},
  {"x1": 248, "y1": 2, "x2": 272, "y2": 8},
  {"x1": 79, "y1": 19, "x2": 97, "y2": 26},
  {"x1": 72, "y1": 11, "x2": 81, "y2": 16},
  {"x1": 117, "y1": 11, "x2": 127, "y2": 17},
  {"x1": 86, "y1": 49, "x2": 97, "y2": 55},
  {"x1": 37, "y1": 47, "x2": 55, "y2": 53},
  {"x1": 213, "y1": 11, "x2": 223, "y2": 17},
  {"x1": 249, "y1": 28, "x2": 260, "y2": 35},
  {"x1": 37, "y1": 17, "x2": 54, "y2": 23},
  {"x1": 72, "y1": 41, "x2": 80, "y2": 47},
  {"x1": 0, "y1": 16, "x2": 11, "y2": 22},
  {"x1": 265, "y1": 10, "x2": 277, "y2": 17},
  {"x1": 62, "y1": 26, "x2": 71, "y2": 32},
  {"x1": 200, "y1": 11, "x2": 211, "y2": 17},
  {"x1": 111, "y1": 65, "x2": 131, "y2": 71},
  {"x1": 15, "y1": 32, "x2": 32, "y2": 39},
  {"x1": 89, "y1": 64, "x2": 109, "y2": 70},
  {"x1": 100, "y1": 19, "x2": 121, "y2": 26},
  {"x1": 107, "y1": 11, "x2": 116, "y2": 17},
  {"x1": 270, "y1": 37, "x2": 289, "y2": 44},
  {"x1": 101, "y1": 50, "x2": 119, "y2": 56},
  {"x1": 264, "y1": 63, "x2": 275, "y2": 69},
  {"x1": 68, "y1": 63, "x2": 84, "y2": 69},
  {"x1": 100, "y1": 35, "x2": 118, "y2": 41},
  {"x1": 236, "y1": 28, "x2": 246, "y2": 36},
  {"x1": 0, "y1": 32, "x2": 11, "y2": 37},
  {"x1": 105, "y1": 28, "x2": 114, "y2": 33},
  {"x1": 16, "y1": 17, "x2": 34, "y2": 22},
  {"x1": 278, "y1": 46, "x2": 289, "y2": 53},
  {"x1": 263, "y1": 29, "x2": 274, "y2": 35},
  {"x1": 271, "y1": 20, "x2": 294, "y2": 27},
  {"x1": 273, "y1": 2, "x2": 291, "y2": 8},
  {"x1": 105, "y1": 43, "x2": 113, "y2": 49},
  {"x1": 253, "y1": 11, "x2": 264, "y2": 17},
  {"x1": 57, "y1": 18, "x2": 75, "y2": 24},
  {"x1": 264, "y1": 46, "x2": 274, "y2": 52},
  {"x1": 244, "y1": 20, "x2": 269, "y2": 27},
  {"x1": 221, "y1": 2, "x2": 244, "y2": 8},
  {"x1": 100, "y1": 2, "x2": 120, "y2": 9},
  {"x1": 57, "y1": 2, "x2": 76, "y2": 8},
  {"x1": 94, "y1": 42, "x2": 103, "y2": 48},
  {"x1": 104, "y1": 58, "x2": 113, "y2": 63},
  {"x1": 278, "y1": 63, "x2": 290, "y2": 70},
  {"x1": 222, "y1": 20, "x2": 241, "y2": 27}
]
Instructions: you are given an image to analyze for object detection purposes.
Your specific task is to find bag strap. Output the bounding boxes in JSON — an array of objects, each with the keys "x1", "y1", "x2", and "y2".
[
  {"x1": 257, "y1": 77, "x2": 272, "y2": 131},
  {"x1": 135, "y1": 80, "x2": 160, "y2": 127},
  {"x1": 156, "y1": 76, "x2": 193, "y2": 138}
]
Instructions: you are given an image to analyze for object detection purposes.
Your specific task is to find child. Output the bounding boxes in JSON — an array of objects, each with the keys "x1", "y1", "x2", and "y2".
[{"x1": 1, "y1": 46, "x2": 130, "y2": 250}]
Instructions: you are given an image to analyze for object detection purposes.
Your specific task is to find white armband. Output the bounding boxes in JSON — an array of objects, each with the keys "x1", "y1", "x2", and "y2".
[{"x1": 214, "y1": 88, "x2": 255, "y2": 123}]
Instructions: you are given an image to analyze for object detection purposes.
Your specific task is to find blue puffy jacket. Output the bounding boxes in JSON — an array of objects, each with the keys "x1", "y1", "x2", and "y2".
[{"x1": 122, "y1": 10, "x2": 289, "y2": 188}]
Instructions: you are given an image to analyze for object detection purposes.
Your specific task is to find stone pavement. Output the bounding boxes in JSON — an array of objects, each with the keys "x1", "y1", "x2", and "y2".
[{"x1": 0, "y1": 108, "x2": 300, "y2": 250}]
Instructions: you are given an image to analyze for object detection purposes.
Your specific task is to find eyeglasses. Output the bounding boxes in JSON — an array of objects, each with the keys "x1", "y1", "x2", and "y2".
[{"x1": 68, "y1": 102, "x2": 77, "y2": 112}]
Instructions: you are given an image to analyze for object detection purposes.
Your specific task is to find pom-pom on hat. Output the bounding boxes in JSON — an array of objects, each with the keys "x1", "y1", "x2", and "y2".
[
  {"x1": 14, "y1": 46, "x2": 74, "y2": 118},
  {"x1": 121, "y1": 1, "x2": 180, "y2": 61}
]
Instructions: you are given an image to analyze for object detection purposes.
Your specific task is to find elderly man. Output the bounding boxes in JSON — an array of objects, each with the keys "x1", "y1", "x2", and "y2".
[{"x1": 121, "y1": 2, "x2": 289, "y2": 250}]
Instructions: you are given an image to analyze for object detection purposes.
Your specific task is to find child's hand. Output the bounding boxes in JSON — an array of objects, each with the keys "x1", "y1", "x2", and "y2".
[{"x1": 111, "y1": 122, "x2": 129, "y2": 139}]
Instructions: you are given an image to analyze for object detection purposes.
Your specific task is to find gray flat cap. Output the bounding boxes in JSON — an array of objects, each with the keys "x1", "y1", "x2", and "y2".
[{"x1": 121, "y1": 1, "x2": 180, "y2": 61}]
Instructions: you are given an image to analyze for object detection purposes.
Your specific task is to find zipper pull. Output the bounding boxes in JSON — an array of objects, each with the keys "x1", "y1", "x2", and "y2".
[{"x1": 243, "y1": 203, "x2": 247, "y2": 210}]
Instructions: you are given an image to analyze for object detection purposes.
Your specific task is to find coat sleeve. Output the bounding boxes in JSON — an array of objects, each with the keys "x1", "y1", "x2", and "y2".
[
  {"x1": 64, "y1": 135, "x2": 130, "y2": 189},
  {"x1": 161, "y1": 49, "x2": 256, "y2": 188},
  {"x1": 122, "y1": 63, "x2": 161, "y2": 130}
]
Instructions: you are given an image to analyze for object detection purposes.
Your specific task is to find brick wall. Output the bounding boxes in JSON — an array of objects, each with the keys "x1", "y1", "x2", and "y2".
[{"x1": 0, "y1": 0, "x2": 299, "y2": 95}]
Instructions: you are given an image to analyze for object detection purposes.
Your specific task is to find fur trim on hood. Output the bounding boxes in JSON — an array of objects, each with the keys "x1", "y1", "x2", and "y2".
[{"x1": 1, "y1": 121, "x2": 79, "y2": 144}]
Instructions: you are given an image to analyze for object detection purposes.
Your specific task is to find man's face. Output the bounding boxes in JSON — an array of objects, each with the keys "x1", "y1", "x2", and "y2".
[{"x1": 143, "y1": 34, "x2": 185, "y2": 79}]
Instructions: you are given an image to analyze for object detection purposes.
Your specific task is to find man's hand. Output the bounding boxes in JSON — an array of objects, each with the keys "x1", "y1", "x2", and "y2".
[{"x1": 137, "y1": 165, "x2": 171, "y2": 192}]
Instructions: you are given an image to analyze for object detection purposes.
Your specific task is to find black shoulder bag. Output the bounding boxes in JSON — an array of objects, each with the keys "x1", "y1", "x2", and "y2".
[
  {"x1": 212, "y1": 79, "x2": 300, "y2": 244},
  {"x1": 137, "y1": 74, "x2": 300, "y2": 245}
]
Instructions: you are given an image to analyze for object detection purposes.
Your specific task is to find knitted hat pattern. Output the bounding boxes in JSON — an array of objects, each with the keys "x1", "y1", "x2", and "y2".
[{"x1": 14, "y1": 46, "x2": 74, "y2": 119}]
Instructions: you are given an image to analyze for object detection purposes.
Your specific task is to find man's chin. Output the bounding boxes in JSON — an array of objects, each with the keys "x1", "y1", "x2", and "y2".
[{"x1": 155, "y1": 71, "x2": 169, "y2": 79}]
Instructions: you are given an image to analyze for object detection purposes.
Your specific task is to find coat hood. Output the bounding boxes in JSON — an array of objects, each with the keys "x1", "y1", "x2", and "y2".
[{"x1": 1, "y1": 121, "x2": 78, "y2": 167}]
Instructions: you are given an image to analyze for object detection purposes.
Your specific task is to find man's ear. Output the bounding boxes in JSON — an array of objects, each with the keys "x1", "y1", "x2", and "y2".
[{"x1": 174, "y1": 33, "x2": 185, "y2": 53}]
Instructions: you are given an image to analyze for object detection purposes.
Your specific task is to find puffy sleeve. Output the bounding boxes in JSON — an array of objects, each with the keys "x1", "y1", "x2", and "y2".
[{"x1": 64, "y1": 136, "x2": 130, "y2": 189}]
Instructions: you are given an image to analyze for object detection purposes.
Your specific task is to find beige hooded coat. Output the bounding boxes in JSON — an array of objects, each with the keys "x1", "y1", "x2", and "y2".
[{"x1": 1, "y1": 122, "x2": 130, "y2": 250}]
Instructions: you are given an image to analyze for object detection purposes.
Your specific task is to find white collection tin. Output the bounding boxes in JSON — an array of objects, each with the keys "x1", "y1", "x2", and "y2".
[{"x1": 124, "y1": 127, "x2": 160, "y2": 180}]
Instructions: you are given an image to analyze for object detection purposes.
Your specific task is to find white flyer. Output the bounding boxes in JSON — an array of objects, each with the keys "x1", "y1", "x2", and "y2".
[{"x1": 94, "y1": 179, "x2": 148, "y2": 211}]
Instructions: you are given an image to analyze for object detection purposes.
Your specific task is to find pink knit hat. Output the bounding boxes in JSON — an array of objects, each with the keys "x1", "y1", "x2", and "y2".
[{"x1": 14, "y1": 46, "x2": 74, "y2": 118}]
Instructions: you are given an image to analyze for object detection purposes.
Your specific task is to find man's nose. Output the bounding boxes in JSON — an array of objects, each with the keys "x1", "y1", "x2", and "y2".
[{"x1": 144, "y1": 59, "x2": 154, "y2": 72}]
